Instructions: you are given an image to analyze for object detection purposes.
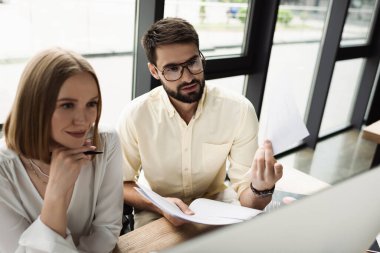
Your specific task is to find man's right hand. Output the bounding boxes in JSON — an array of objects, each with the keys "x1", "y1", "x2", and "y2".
[{"x1": 162, "y1": 197, "x2": 194, "y2": 226}]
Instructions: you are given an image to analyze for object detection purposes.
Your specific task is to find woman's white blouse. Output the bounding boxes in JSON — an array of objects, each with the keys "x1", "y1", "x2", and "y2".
[{"x1": 0, "y1": 129, "x2": 123, "y2": 253}]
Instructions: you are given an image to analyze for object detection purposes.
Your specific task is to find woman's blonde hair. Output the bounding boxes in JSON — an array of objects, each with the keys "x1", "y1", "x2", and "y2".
[{"x1": 4, "y1": 48, "x2": 102, "y2": 163}]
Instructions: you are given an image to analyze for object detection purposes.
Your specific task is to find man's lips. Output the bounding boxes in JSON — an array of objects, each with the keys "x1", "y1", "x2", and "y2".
[{"x1": 181, "y1": 83, "x2": 198, "y2": 91}]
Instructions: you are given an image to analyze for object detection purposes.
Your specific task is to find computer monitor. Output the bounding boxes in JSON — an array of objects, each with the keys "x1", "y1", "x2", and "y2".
[{"x1": 163, "y1": 168, "x2": 380, "y2": 253}]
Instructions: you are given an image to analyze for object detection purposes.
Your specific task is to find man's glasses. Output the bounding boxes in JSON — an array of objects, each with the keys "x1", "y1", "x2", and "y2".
[{"x1": 154, "y1": 52, "x2": 205, "y2": 82}]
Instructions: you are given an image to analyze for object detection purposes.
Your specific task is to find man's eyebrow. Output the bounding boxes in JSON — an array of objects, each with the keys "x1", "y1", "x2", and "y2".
[{"x1": 163, "y1": 55, "x2": 199, "y2": 69}]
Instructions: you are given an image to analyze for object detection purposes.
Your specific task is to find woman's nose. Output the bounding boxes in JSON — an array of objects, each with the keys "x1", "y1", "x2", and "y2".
[{"x1": 73, "y1": 109, "x2": 87, "y2": 124}]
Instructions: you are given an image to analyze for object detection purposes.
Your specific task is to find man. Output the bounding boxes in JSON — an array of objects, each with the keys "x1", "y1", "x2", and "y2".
[{"x1": 117, "y1": 17, "x2": 283, "y2": 228}]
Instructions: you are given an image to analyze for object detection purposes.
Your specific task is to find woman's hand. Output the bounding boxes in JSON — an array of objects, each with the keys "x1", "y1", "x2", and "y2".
[
  {"x1": 47, "y1": 144, "x2": 95, "y2": 201},
  {"x1": 40, "y1": 143, "x2": 95, "y2": 237}
]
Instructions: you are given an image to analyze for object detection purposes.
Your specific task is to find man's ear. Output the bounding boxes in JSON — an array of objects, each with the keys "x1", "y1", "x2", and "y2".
[{"x1": 148, "y1": 63, "x2": 160, "y2": 80}]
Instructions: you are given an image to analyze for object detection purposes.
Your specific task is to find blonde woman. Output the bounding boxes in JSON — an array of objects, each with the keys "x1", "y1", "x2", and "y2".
[{"x1": 0, "y1": 48, "x2": 123, "y2": 252}]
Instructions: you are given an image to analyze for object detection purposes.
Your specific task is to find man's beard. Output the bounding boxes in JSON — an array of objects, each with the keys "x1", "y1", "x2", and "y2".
[{"x1": 162, "y1": 78, "x2": 205, "y2": 104}]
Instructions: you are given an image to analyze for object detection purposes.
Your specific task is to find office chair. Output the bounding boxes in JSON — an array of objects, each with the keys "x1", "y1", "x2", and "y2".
[{"x1": 120, "y1": 203, "x2": 134, "y2": 235}]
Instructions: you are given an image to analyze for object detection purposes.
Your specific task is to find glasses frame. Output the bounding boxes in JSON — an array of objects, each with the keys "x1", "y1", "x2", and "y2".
[{"x1": 154, "y1": 52, "x2": 206, "y2": 82}]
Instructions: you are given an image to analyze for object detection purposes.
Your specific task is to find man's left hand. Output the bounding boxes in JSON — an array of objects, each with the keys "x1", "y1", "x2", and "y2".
[{"x1": 250, "y1": 140, "x2": 283, "y2": 191}]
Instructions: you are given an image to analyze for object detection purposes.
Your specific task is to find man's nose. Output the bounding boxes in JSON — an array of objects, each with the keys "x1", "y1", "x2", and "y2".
[{"x1": 181, "y1": 66, "x2": 193, "y2": 82}]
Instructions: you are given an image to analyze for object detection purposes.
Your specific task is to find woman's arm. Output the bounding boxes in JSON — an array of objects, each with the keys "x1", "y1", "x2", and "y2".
[
  {"x1": 0, "y1": 175, "x2": 77, "y2": 253},
  {"x1": 77, "y1": 131, "x2": 124, "y2": 253}
]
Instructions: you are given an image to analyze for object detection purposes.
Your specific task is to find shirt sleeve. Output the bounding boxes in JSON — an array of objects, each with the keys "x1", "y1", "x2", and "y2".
[
  {"x1": 77, "y1": 131, "x2": 124, "y2": 253},
  {"x1": 228, "y1": 100, "x2": 259, "y2": 198},
  {"x1": 0, "y1": 175, "x2": 77, "y2": 253},
  {"x1": 117, "y1": 104, "x2": 142, "y2": 182}
]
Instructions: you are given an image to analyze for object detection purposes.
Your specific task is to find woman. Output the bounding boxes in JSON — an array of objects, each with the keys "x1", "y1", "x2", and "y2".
[{"x1": 0, "y1": 48, "x2": 123, "y2": 252}]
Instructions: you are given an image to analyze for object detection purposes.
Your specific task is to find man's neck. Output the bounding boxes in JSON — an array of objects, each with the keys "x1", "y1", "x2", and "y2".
[{"x1": 169, "y1": 97, "x2": 198, "y2": 124}]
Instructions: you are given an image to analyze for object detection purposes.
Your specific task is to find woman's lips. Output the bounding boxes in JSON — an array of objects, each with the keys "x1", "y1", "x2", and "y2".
[{"x1": 66, "y1": 131, "x2": 86, "y2": 138}]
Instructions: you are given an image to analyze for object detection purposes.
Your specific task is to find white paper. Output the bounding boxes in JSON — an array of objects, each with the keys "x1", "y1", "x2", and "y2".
[
  {"x1": 377, "y1": 233, "x2": 380, "y2": 247},
  {"x1": 135, "y1": 184, "x2": 262, "y2": 225},
  {"x1": 258, "y1": 83, "x2": 309, "y2": 155}
]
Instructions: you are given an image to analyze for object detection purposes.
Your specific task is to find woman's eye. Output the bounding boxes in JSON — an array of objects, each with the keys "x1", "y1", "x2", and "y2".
[
  {"x1": 88, "y1": 101, "x2": 98, "y2": 108},
  {"x1": 61, "y1": 103, "x2": 74, "y2": 109}
]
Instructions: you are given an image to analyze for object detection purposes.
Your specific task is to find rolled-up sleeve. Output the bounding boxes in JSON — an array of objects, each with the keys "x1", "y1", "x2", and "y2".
[{"x1": 228, "y1": 100, "x2": 259, "y2": 198}]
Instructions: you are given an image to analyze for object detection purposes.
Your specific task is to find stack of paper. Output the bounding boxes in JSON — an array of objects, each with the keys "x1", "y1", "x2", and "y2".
[{"x1": 135, "y1": 184, "x2": 262, "y2": 225}]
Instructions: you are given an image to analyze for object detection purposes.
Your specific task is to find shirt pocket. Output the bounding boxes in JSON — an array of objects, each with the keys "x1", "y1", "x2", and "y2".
[{"x1": 202, "y1": 143, "x2": 231, "y2": 173}]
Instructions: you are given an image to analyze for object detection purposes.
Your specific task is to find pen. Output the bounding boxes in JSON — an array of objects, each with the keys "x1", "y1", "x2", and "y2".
[{"x1": 83, "y1": 150, "x2": 103, "y2": 155}]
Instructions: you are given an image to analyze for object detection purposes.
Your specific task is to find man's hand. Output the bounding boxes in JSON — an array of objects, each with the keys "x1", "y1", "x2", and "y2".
[
  {"x1": 250, "y1": 140, "x2": 283, "y2": 191},
  {"x1": 161, "y1": 197, "x2": 194, "y2": 226}
]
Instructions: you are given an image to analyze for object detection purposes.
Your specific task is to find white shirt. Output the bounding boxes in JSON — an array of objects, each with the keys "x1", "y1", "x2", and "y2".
[
  {"x1": 117, "y1": 85, "x2": 259, "y2": 204},
  {"x1": 0, "y1": 129, "x2": 123, "y2": 253}
]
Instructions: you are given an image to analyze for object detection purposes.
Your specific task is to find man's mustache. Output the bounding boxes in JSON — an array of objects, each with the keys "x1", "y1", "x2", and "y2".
[{"x1": 178, "y1": 79, "x2": 200, "y2": 89}]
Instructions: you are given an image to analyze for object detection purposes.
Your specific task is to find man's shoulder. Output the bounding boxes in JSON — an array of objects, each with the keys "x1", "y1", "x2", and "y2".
[
  {"x1": 131, "y1": 86, "x2": 161, "y2": 106},
  {"x1": 120, "y1": 87, "x2": 162, "y2": 117},
  {"x1": 206, "y1": 85, "x2": 252, "y2": 107}
]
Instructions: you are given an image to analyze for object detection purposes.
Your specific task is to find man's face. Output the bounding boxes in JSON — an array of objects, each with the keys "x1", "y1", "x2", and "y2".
[{"x1": 149, "y1": 43, "x2": 205, "y2": 104}]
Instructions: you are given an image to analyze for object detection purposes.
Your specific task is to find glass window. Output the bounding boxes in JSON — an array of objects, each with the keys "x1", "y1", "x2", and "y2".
[
  {"x1": 164, "y1": 0, "x2": 250, "y2": 58},
  {"x1": 0, "y1": 0, "x2": 136, "y2": 126},
  {"x1": 263, "y1": 0, "x2": 330, "y2": 126},
  {"x1": 319, "y1": 59, "x2": 364, "y2": 136},
  {"x1": 340, "y1": 0, "x2": 378, "y2": 46},
  {"x1": 206, "y1": 75, "x2": 246, "y2": 95}
]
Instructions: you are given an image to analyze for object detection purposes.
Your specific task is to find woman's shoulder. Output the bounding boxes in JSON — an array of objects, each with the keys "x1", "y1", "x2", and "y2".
[
  {"x1": 0, "y1": 139, "x2": 20, "y2": 177},
  {"x1": 97, "y1": 127, "x2": 120, "y2": 150},
  {"x1": 98, "y1": 127, "x2": 118, "y2": 141}
]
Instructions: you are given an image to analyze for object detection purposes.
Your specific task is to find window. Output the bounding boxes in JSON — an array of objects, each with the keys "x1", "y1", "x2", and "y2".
[
  {"x1": 320, "y1": 59, "x2": 364, "y2": 135},
  {"x1": 207, "y1": 75, "x2": 246, "y2": 95},
  {"x1": 164, "y1": 0, "x2": 250, "y2": 58},
  {"x1": 340, "y1": 0, "x2": 378, "y2": 46},
  {"x1": 263, "y1": 0, "x2": 330, "y2": 122},
  {"x1": 0, "y1": 0, "x2": 136, "y2": 126}
]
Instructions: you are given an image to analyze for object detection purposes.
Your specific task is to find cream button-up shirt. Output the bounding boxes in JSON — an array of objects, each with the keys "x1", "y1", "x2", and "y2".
[{"x1": 117, "y1": 85, "x2": 258, "y2": 204}]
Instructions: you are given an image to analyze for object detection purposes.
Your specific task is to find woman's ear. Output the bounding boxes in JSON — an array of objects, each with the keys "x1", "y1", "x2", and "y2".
[{"x1": 148, "y1": 63, "x2": 160, "y2": 80}]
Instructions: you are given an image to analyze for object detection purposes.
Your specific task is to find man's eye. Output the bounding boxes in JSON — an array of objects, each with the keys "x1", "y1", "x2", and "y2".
[
  {"x1": 187, "y1": 59, "x2": 197, "y2": 66},
  {"x1": 165, "y1": 65, "x2": 180, "y2": 72}
]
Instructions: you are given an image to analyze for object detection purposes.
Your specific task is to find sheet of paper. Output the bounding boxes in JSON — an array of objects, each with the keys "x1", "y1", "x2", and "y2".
[
  {"x1": 189, "y1": 198, "x2": 262, "y2": 220},
  {"x1": 135, "y1": 184, "x2": 262, "y2": 225},
  {"x1": 258, "y1": 83, "x2": 309, "y2": 155}
]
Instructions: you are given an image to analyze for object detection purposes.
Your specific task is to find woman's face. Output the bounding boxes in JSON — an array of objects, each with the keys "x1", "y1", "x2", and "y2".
[{"x1": 51, "y1": 72, "x2": 99, "y2": 149}]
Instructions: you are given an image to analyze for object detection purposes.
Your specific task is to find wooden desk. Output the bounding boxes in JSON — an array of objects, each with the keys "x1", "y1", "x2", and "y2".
[
  {"x1": 114, "y1": 167, "x2": 329, "y2": 253},
  {"x1": 362, "y1": 120, "x2": 380, "y2": 168}
]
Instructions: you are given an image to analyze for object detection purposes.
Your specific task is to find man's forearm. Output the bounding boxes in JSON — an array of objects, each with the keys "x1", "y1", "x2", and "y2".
[
  {"x1": 123, "y1": 181, "x2": 163, "y2": 215},
  {"x1": 239, "y1": 188, "x2": 272, "y2": 210}
]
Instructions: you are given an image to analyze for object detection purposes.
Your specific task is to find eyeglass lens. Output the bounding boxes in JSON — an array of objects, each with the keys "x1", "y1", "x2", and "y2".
[{"x1": 163, "y1": 56, "x2": 203, "y2": 81}]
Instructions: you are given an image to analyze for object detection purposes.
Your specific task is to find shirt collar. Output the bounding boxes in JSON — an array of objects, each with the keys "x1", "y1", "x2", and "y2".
[
  {"x1": 193, "y1": 84, "x2": 207, "y2": 120},
  {"x1": 159, "y1": 85, "x2": 207, "y2": 119}
]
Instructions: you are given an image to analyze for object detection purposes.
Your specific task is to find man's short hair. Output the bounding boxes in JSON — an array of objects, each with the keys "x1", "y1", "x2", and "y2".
[
  {"x1": 141, "y1": 17, "x2": 199, "y2": 65},
  {"x1": 4, "y1": 48, "x2": 102, "y2": 163}
]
